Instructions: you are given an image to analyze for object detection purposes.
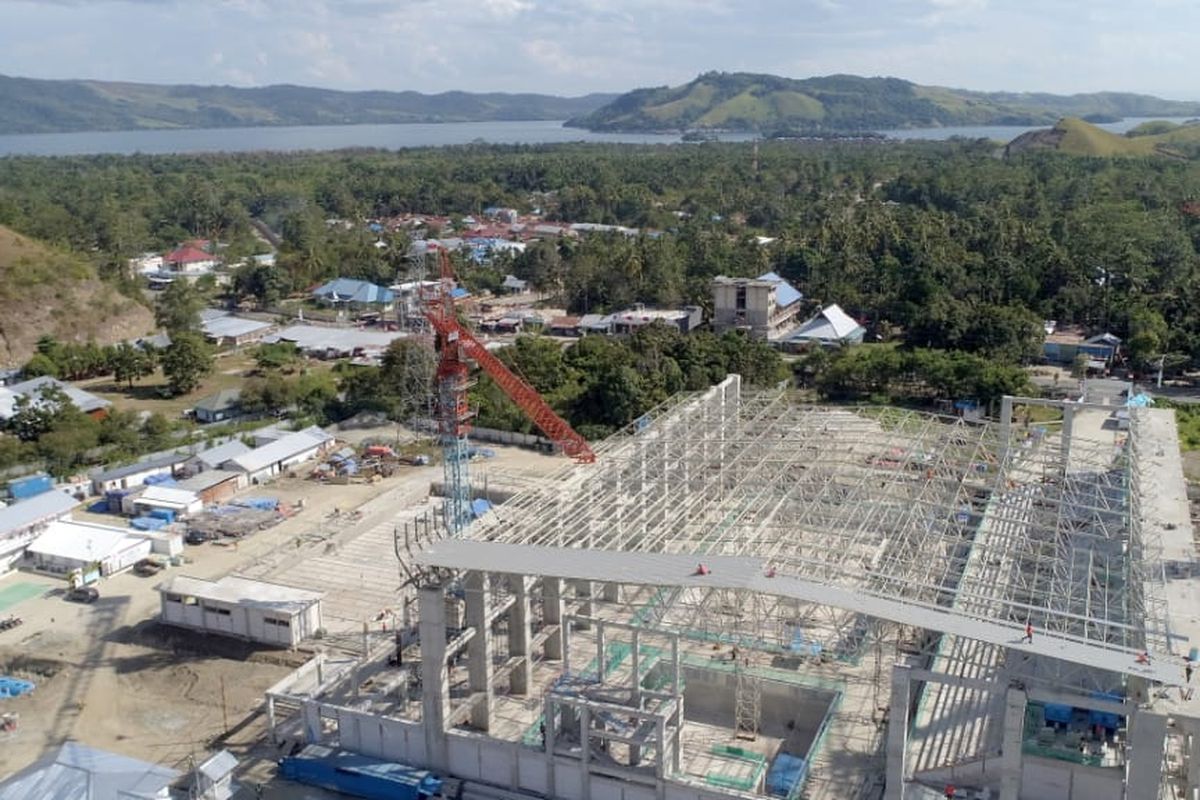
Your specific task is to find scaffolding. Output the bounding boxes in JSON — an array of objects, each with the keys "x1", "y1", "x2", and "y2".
[{"x1": 420, "y1": 376, "x2": 1174, "y2": 685}]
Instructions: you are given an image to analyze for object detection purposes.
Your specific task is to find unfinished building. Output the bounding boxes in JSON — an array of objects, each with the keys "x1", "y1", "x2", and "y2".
[{"x1": 268, "y1": 376, "x2": 1200, "y2": 800}]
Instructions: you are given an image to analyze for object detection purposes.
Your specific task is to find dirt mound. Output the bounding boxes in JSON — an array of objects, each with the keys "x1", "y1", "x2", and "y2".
[{"x1": 0, "y1": 224, "x2": 154, "y2": 367}]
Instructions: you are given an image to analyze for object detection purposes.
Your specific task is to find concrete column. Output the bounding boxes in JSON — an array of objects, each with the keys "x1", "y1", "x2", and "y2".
[
  {"x1": 672, "y1": 695, "x2": 684, "y2": 774},
  {"x1": 1126, "y1": 710, "x2": 1168, "y2": 799},
  {"x1": 543, "y1": 577, "x2": 564, "y2": 661},
  {"x1": 580, "y1": 705, "x2": 592, "y2": 800},
  {"x1": 1185, "y1": 721, "x2": 1200, "y2": 798},
  {"x1": 884, "y1": 664, "x2": 911, "y2": 800},
  {"x1": 464, "y1": 570, "x2": 494, "y2": 731},
  {"x1": 999, "y1": 686, "x2": 1026, "y2": 800},
  {"x1": 508, "y1": 574, "x2": 532, "y2": 695},
  {"x1": 573, "y1": 580, "x2": 593, "y2": 630},
  {"x1": 671, "y1": 634, "x2": 682, "y2": 696},
  {"x1": 266, "y1": 695, "x2": 277, "y2": 743},
  {"x1": 419, "y1": 585, "x2": 449, "y2": 771},
  {"x1": 545, "y1": 696, "x2": 557, "y2": 800}
]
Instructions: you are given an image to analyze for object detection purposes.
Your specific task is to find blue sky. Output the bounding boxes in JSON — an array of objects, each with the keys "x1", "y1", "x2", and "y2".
[{"x1": 2, "y1": 0, "x2": 1196, "y2": 98}]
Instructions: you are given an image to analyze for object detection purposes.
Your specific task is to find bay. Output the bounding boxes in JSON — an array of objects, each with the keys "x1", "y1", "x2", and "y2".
[{"x1": 0, "y1": 117, "x2": 1193, "y2": 157}]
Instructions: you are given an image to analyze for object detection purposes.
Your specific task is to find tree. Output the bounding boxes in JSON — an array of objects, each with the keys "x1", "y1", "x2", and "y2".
[
  {"x1": 160, "y1": 332, "x2": 213, "y2": 395},
  {"x1": 110, "y1": 343, "x2": 155, "y2": 388},
  {"x1": 254, "y1": 342, "x2": 301, "y2": 373},
  {"x1": 1126, "y1": 306, "x2": 1169, "y2": 369},
  {"x1": 7, "y1": 384, "x2": 69, "y2": 441},
  {"x1": 155, "y1": 280, "x2": 206, "y2": 336},
  {"x1": 21, "y1": 352, "x2": 59, "y2": 378}
]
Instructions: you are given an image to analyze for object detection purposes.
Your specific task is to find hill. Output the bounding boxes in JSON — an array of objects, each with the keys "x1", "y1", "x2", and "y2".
[
  {"x1": 0, "y1": 74, "x2": 618, "y2": 134},
  {"x1": 567, "y1": 72, "x2": 1200, "y2": 133},
  {"x1": 0, "y1": 226, "x2": 153, "y2": 366},
  {"x1": 1005, "y1": 118, "x2": 1200, "y2": 158}
]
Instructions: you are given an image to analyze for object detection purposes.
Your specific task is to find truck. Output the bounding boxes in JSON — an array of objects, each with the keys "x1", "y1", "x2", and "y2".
[{"x1": 278, "y1": 745, "x2": 460, "y2": 800}]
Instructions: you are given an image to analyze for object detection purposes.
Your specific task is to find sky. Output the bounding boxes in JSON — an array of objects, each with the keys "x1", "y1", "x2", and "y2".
[{"x1": 1, "y1": 0, "x2": 1196, "y2": 99}]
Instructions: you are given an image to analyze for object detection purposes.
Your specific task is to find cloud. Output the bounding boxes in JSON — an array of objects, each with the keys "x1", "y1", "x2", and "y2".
[{"x1": 0, "y1": 0, "x2": 1196, "y2": 98}]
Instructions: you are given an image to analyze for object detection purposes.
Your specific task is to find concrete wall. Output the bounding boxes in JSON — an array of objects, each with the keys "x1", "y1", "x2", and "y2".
[{"x1": 318, "y1": 703, "x2": 735, "y2": 800}]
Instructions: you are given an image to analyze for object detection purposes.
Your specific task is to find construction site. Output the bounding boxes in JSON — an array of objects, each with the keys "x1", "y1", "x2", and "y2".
[{"x1": 261, "y1": 366, "x2": 1200, "y2": 800}]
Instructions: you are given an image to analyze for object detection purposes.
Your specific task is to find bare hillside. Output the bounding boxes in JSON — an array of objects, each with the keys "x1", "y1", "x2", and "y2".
[{"x1": 0, "y1": 225, "x2": 154, "y2": 366}]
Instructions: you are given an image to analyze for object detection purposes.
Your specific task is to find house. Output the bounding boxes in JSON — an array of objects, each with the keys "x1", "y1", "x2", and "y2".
[
  {"x1": 610, "y1": 305, "x2": 703, "y2": 335},
  {"x1": 312, "y1": 278, "x2": 396, "y2": 310},
  {"x1": 157, "y1": 574, "x2": 324, "y2": 648},
  {"x1": 186, "y1": 439, "x2": 252, "y2": 473},
  {"x1": 194, "y1": 389, "x2": 242, "y2": 424},
  {"x1": 224, "y1": 426, "x2": 335, "y2": 484},
  {"x1": 164, "y1": 245, "x2": 220, "y2": 274},
  {"x1": 0, "y1": 741, "x2": 180, "y2": 800},
  {"x1": 91, "y1": 452, "x2": 190, "y2": 495},
  {"x1": 712, "y1": 272, "x2": 804, "y2": 340},
  {"x1": 549, "y1": 316, "x2": 582, "y2": 337},
  {"x1": 501, "y1": 274, "x2": 530, "y2": 294},
  {"x1": 0, "y1": 376, "x2": 111, "y2": 422},
  {"x1": 131, "y1": 485, "x2": 203, "y2": 519},
  {"x1": 0, "y1": 489, "x2": 77, "y2": 574},
  {"x1": 177, "y1": 469, "x2": 244, "y2": 506},
  {"x1": 579, "y1": 314, "x2": 613, "y2": 335},
  {"x1": 24, "y1": 519, "x2": 153, "y2": 578},
  {"x1": 201, "y1": 314, "x2": 273, "y2": 348},
  {"x1": 1043, "y1": 327, "x2": 1120, "y2": 368},
  {"x1": 775, "y1": 304, "x2": 866, "y2": 349}
]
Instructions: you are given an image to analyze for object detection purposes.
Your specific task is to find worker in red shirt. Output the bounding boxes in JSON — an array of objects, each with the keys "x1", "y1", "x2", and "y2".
[{"x1": 944, "y1": 784, "x2": 956, "y2": 799}]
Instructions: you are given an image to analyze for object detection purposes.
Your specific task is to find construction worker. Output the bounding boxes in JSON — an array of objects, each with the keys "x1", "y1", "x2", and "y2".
[
  {"x1": 944, "y1": 783, "x2": 955, "y2": 799},
  {"x1": 1023, "y1": 622, "x2": 1033, "y2": 644},
  {"x1": 1186, "y1": 662, "x2": 1193, "y2": 684}
]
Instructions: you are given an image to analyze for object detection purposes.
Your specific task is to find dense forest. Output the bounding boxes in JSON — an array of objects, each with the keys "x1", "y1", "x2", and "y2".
[
  {"x1": 1, "y1": 138, "x2": 1197, "y2": 373},
  {"x1": 2, "y1": 136, "x2": 1198, "y2": 469}
]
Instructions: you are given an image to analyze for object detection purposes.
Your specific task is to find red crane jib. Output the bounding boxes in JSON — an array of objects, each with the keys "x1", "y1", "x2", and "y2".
[{"x1": 427, "y1": 312, "x2": 596, "y2": 464}]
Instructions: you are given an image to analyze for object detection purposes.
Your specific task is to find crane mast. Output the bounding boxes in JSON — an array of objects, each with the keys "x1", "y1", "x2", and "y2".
[{"x1": 423, "y1": 251, "x2": 594, "y2": 535}]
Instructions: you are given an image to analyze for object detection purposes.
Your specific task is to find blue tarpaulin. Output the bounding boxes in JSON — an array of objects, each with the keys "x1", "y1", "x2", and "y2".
[
  {"x1": 148, "y1": 508, "x2": 175, "y2": 523},
  {"x1": 235, "y1": 497, "x2": 279, "y2": 511},
  {"x1": 144, "y1": 474, "x2": 178, "y2": 487},
  {"x1": 765, "y1": 753, "x2": 806, "y2": 797},
  {"x1": 1043, "y1": 703, "x2": 1073, "y2": 725},
  {"x1": 0, "y1": 677, "x2": 35, "y2": 698},
  {"x1": 471, "y1": 499, "x2": 493, "y2": 518},
  {"x1": 131, "y1": 516, "x2": 169, "y2": 531}
]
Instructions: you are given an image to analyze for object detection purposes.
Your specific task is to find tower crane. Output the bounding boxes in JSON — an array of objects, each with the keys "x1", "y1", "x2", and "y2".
[{"x1": 423, "y1": 250, "x2": 594, "y2": 534}]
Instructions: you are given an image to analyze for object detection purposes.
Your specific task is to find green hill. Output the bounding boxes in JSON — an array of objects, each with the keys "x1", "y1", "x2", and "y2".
[
  {"x1": 567, "y1": 72, "x2": 1200, "y2": 133},
  {"x1": 0, "y1": 74, "x2": 618, "y2": 134},
  {"x1": 0, "y1": 226, "x2": 153, "y2": 366},
  {"x1": 1005, "y1": 118, "x2": 1200, "y2": 158}
]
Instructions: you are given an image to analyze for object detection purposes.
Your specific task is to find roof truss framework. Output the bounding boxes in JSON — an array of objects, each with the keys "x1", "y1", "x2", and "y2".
[{"x1": 423, "y1": 376, "x2": 1177, "y2": 684}]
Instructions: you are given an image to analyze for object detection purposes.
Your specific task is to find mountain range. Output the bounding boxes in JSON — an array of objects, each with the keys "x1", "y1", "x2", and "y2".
[
  {"x1": 0, "y1": 74, "x2": 617, "y2": 135},
  {"x1": 566, "y1": 72, "x2": 1200, "y2": 134}
]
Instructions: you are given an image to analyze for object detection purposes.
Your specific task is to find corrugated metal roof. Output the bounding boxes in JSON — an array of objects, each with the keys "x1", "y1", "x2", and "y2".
[
  {"x1": 313, "y1": 278, "x2": 395, "y2": 305},
  {"x1": 0, "y1": 490, "x2": 77, "y2": 536},
  {"x1": 137, "y1": 486, "x2": 199, "y2": 508},
  {"x1": 225, "y1": 427, "x2": 331, "y2": 473},
  {"x1": 202, "y1": 315, "x2": 272, "y2": 340},
  {"x1": 784, "y1": 303, "x2": 864, "y2": 343},
  {"x1": 191, "y1": 440, "x2": 251, "y2": 468},
  {"x1": 0, "y1": 376, "x2": 110, "y2": 419},
  {"x1": 27, "y1": 520, "x2": 143, "y2": 562},
  {"x1": 176, "y1": 469, "x2": 242, "y2": 492},
  {"x1": 757, "y1": 271, "x2": 803, "y2": 307},
  {"x1": 264, "y1": 325, "x2": 408, "y2": 353},
  {"x1": 158, "y1": 574, "x2": 322, "y2": 612},
  {"x1": 0, "y1": 741, "x2": 179, "y2": 800},
  {"x1": 91, "y1": 451, "x2": 188, "y2": 483}
]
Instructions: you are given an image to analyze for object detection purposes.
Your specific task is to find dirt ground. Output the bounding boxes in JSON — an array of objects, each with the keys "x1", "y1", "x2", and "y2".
[{"x1": 0, "y1": 429, "x2": 563, "y2": 788}]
